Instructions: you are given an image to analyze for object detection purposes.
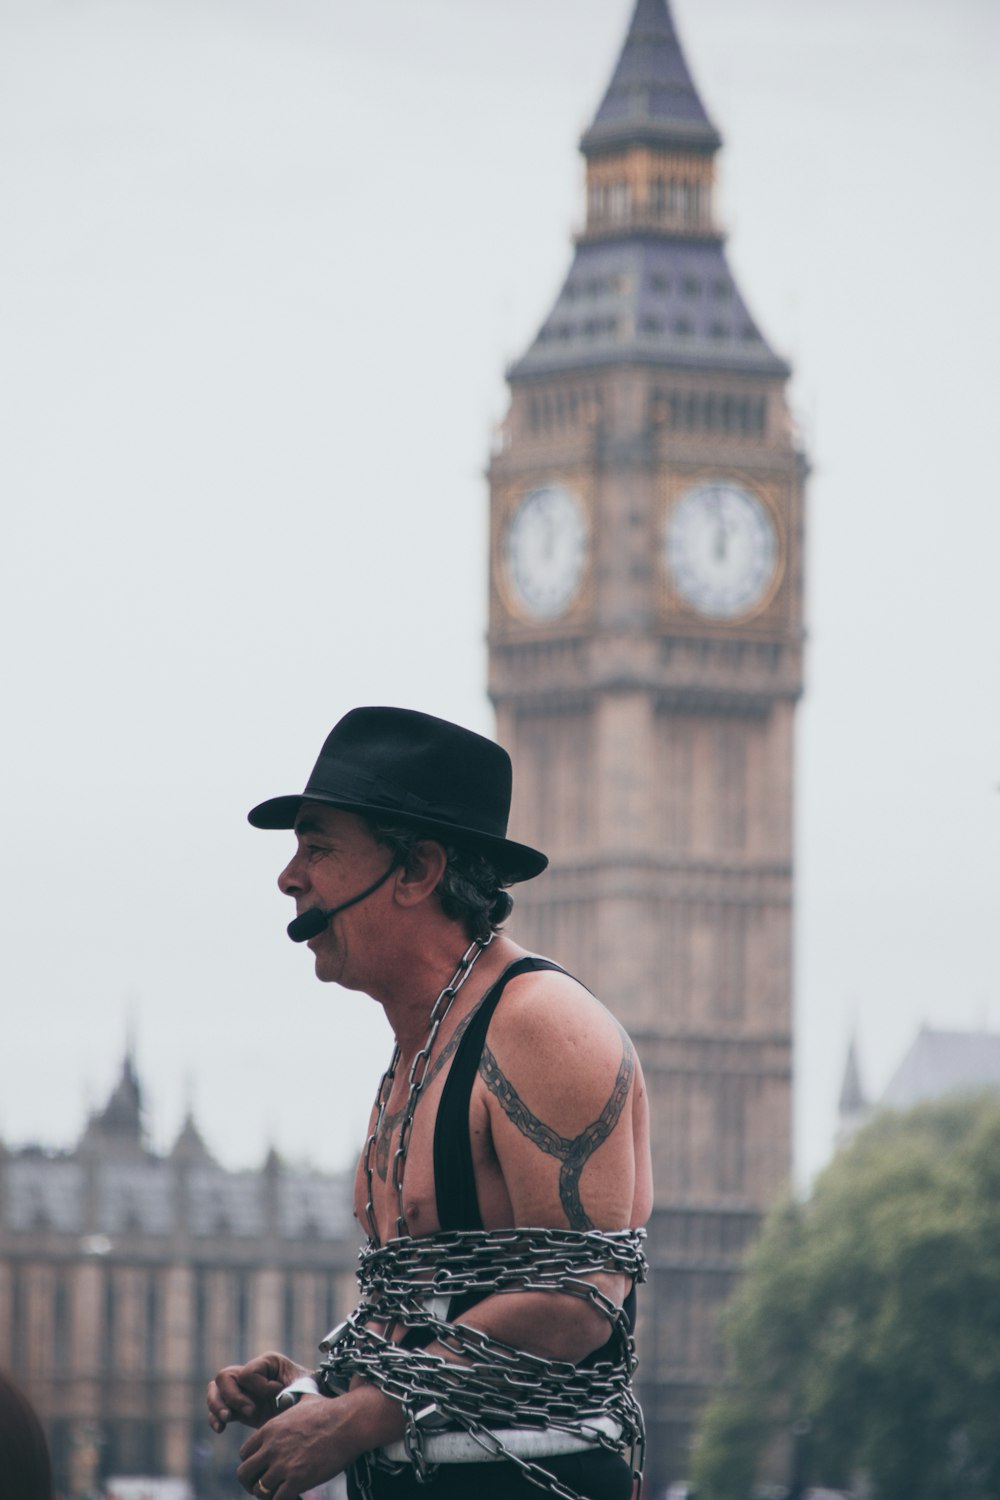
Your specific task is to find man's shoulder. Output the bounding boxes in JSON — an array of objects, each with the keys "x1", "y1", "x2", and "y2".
[{"x1": 489, "y1": 955, "x2": 626, "y2": 1056}]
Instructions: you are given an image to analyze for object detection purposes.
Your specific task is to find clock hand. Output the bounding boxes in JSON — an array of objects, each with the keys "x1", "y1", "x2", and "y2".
[
  {"x1": 542, "y1": 514, "x2": 556, "y2": 562},
  {"x1": 714, "y1": 522, "x2": 728, "y2": 562}
]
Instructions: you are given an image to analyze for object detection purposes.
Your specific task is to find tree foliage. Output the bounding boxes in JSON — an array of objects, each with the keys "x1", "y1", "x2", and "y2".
[{"x1": 693, "y1": 1094, "x2": 1000, "y2": 1500}]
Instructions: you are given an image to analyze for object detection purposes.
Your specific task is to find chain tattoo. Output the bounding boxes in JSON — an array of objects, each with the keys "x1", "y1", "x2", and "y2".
[
  {"x1": 479, "y1": 1023, "x2": 635, "y2": 1229},
  {"x1": 374, "y1": 999, "x2": 484, "y2": 1180}
]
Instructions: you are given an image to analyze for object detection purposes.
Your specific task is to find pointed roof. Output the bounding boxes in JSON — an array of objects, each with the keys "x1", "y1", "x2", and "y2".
[
  {"x1": 76, "y1": 1048, "x2": 149, "y2": 1159},
  {"x1": 510, "y1": 237, "x2": 787, "y2": 382},
  {"x1": 581, "y1": 0, "x2": 721, "y2": 156},
  {"x1": 838, "y1": 1035, "x2": 867, "y2": 1116},
  {"x1": 882, "y1": 1027, "x2": 1000, "y2": 1111},
  {"x1": 92, "y1": 1051, "x2": 144, "y2": 1139},
  {"x1": 170, "y1": 1109, "x2": 214, "y2": 1165}
]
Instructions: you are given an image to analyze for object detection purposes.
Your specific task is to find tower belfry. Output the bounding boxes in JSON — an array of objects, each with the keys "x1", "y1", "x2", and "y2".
[{"x1": 488, "y1": 0, "x2": 806, "y2": 1485}]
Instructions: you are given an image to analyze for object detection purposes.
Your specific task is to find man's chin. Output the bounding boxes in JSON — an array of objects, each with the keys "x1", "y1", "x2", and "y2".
[
  {"x1": 310, "y1": 948, "x2": 342, "y2": 983},
  {"x1": 305, "y1": 937, "x2": 331, "y2": 974}
]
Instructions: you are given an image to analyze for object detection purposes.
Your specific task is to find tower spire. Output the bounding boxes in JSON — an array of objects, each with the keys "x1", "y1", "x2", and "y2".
[
  {"x1": 839, "y1": 1032, "x2": 868, "y2": 1117},
  {"x1": 582, "y1": 0, "x2": 721, "y2": 155},
  {"x1": 78, "y1": 1047, "x2": 146, "y2": 1156},
  {"x1": 509, "y1": 0, "x2": 784, "y2": 383},
  {"x1": 837, "y1": 1032, "x2": 871, "y2": 1148}
]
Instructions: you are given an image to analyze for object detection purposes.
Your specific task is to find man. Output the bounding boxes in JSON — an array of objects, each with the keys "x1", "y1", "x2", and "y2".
[{"x1": 208, "y1": 707, "x2": 652, "y2": 1500}]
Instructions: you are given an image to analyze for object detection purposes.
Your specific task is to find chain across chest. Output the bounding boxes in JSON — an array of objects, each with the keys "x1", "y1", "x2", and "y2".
[{"x1": 361, "y1": 935, "x2": 491, "y2": 1245}]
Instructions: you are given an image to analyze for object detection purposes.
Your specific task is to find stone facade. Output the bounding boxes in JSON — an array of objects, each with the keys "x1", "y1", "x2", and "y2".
[
  {"x1": 488, "y1": 1, "x2": 806, "y2": 1489},
  {"x1": 0, "y1": 1054, "x2": 357, "y2": 1497}
]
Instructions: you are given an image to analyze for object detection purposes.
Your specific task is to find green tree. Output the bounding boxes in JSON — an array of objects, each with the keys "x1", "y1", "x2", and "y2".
[{"x1": 693, "y1": 1094, "x2": 1000, "y2": 1500}]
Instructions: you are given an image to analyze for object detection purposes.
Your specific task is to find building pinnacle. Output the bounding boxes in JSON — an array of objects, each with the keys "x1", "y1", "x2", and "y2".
[{"x1": 581, "y1": 0, "x2": 721, "y2": 156}]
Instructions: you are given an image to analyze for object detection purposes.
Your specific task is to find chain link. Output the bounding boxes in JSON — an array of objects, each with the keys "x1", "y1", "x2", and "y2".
[
  {"x1": 361, "y1": 934, "x2": 491, "y2": 1242},
  {"x1": 320, "y1": 1227, "x2": 647, "y2": 1499},
  {"x1": 351, "y1": 941, "x2": 646, "y2": 1497}
]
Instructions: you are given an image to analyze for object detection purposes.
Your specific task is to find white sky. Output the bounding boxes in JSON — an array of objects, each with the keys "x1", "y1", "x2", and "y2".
[{"x1": 1, "y1": 0, "x2": 998, "y2": 1188}]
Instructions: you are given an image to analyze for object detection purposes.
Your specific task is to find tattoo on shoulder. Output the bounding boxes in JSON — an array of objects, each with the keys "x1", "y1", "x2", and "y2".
[{"x1": 479, "y1": 1022, "x2": 635, "y2": 1230}]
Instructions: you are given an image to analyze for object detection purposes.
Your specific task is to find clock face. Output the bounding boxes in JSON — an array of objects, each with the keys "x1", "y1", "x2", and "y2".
[
  {"x1": 504, "y1": 485, "x2": 587, "y2": 621},
  {"x1": 665, "y1": 481, "x2": 779, "y2": 619}
]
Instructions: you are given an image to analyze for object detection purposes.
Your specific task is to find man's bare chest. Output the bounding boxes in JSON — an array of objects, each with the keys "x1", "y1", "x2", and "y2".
[{"x1": 352, "y1": 1048, "x2": 511, "y2": 1244}]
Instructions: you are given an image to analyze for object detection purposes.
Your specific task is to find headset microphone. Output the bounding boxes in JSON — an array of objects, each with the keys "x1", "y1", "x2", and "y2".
[
  {"x1": 285, "y1": 906, "x2": 330, "y2": 943},
  {"x1": 286, "y1": 859, "x2": 399, "y2": 943}
]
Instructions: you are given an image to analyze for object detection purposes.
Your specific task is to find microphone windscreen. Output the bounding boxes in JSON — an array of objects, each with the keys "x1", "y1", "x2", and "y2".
[{"x1": 287, "y1": 908, "x2": 330, "y2": 944}]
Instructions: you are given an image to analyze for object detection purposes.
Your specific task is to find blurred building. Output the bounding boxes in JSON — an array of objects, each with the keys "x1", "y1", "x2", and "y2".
[
  {"x1": 488, "y1": 0, "x2": 806, "y2": 1489},
  {"x1": 838, "y1": 1025, "x2": 1000, "y2": 1145},
  {"x1": 0, "y1": 1052, "x2": 357, "y2": 1498}
]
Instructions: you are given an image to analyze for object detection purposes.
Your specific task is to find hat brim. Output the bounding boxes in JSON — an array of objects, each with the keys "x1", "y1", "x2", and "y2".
[{"x1": 248, "y1": 792, "x2": 548, "y2": 884}]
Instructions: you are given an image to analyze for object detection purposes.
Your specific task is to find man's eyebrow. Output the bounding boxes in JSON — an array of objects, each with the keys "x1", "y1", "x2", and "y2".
[{"x1": 293, "y1": 816, "x2": 328, "y2": 836}]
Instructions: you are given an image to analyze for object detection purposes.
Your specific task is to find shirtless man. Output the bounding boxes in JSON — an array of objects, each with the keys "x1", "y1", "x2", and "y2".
[{"x1": 207, "y1": 707, "x2": 652, "y2": 1500}]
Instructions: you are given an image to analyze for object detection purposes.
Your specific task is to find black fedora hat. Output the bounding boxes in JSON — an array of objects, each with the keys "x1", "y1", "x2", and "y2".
[{"x1": 248, "y1": 706, "x2": 548, "y2": 884}]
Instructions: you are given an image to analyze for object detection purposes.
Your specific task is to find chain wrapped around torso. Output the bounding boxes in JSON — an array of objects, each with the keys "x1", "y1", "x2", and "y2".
[
  {"x1": 319, "y1": 1225, "x2": 648, "y2": 1500},
  {"x1": 343, "y1": 938, "x2": 646, "y2": 1496}
]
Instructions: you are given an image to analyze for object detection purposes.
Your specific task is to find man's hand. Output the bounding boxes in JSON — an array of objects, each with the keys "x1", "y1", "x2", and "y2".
[
  {"x1": 236, "y1": 1385, "x2": 405, "y2": 1500},
  {"x1": 207, "y1": 1351, "x2": 307, "y2": 1433}
]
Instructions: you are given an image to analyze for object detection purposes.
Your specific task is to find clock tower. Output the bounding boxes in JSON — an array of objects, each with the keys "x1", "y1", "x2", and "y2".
[{"x1": 488, "y1": 0, "x2": 806, "y2": 1487}]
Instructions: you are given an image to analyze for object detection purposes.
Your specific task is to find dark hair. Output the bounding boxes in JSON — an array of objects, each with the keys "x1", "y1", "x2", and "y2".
[
  {"x1": 0, "y1": 1371, "x2": 54, "y2": 1500},
  {"x1": 366, "y1": 819, "x2": 514, "y2": 942}
]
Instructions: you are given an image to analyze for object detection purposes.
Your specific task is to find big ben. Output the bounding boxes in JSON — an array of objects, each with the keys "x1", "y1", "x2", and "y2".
[{"x1": 488, "y1": 0, "x2": 806, "y2": 1488}]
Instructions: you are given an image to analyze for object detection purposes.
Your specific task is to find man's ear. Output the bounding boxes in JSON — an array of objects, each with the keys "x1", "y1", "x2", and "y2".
[{"x1": 393, "y1": 841, "x2": 447, "y2": 907}]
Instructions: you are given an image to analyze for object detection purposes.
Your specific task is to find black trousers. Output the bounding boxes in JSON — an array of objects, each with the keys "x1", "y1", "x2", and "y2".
[{"x1": 346, "y1": 1447, "x2": 634, "y2": 1499}]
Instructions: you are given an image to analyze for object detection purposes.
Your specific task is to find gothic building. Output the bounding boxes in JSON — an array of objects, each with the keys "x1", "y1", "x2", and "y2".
[
  {"x1": 0, "y1": 1054, "x2": 356, "y2": 1497},
  {"x1": 489, "y1": 0, "x2": 806, "y2": 1486},
  {"x1": 838, "y1": 1027, "x2": 1000, "y2": 1149}
]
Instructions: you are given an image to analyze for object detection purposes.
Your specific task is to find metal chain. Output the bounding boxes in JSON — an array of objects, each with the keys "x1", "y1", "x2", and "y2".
[
  {"x1": 361, "y1": 934, "x2": 492, "y2": 1244},
  {"x1": 319, "y1": 1227, "x2": 647, "y2": 1500},
  {"x1": 351, "y1": 940, "x2": 646, "y2": 1498}
]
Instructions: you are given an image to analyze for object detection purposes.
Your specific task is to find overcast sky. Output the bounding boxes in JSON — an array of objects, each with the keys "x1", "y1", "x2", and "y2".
[{"x1": 1, "y1": 0, "x2": 997, "y2": 1187}]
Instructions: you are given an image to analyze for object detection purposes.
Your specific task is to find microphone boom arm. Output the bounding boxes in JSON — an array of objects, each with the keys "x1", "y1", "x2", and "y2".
[{"x1": 286, "y1": 858, "x2": 399, "y2": 943}]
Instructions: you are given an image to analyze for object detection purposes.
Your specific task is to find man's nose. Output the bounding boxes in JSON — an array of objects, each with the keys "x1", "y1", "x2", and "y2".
[{"x1": 278, "y1": 855, "x2": 304, "y2": 896}]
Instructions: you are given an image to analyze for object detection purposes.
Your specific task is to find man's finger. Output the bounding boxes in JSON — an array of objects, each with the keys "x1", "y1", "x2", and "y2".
[
  {"x1": 216, "y1": 1375, "x2": 258, "y2": 1420},
  {"x1": 242, "y1": 1370, "x2": 283, "y2": 1401},
  {"x1": 206, "y1": 1380, "x2": 232, "y2": 1432},
  {"x1": 241, "y1": 1426, "x2": 271, "y2": 1461},
  {"x1": 235, "y1": 1450, "x2": 268, "y2": 1496}
]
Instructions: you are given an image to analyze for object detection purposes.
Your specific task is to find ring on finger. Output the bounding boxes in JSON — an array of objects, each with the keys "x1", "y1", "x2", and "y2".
[{"x1": 256, "y1": 1483, "x2": 272, "y2": 1498}]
